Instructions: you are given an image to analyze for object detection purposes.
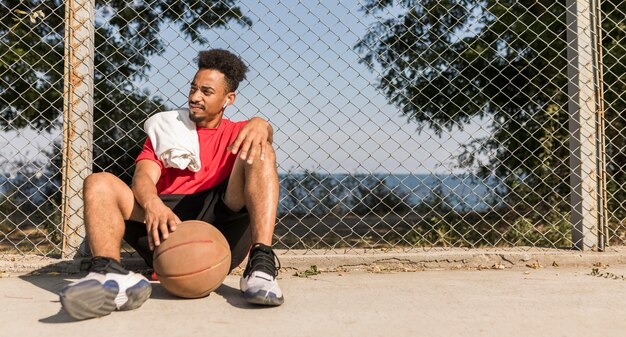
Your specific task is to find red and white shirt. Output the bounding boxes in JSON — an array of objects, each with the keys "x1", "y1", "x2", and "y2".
[{"x1": 136, "y1": 118, "x2": 247, "y2": 194}]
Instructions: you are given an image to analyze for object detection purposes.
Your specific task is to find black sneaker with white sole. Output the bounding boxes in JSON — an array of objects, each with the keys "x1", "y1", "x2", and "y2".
[
  {"x1": 59, "y1": 256, "x2": 151, "y2": 320},
  {"x1": 240, "y1": 244, "x2": 284, "y2": 306}
]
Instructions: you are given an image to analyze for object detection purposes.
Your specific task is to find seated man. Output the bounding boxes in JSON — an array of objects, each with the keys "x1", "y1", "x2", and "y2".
[{"x1": 59, "y1": 49, "x2": 283, "y2": 320}]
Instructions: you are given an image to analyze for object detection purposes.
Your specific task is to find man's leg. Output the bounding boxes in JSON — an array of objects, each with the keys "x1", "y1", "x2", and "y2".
[
  {"x1": 224, "y1": 142, "x2": 279, "y2": 245},
  {"x1": 83, "y1": 172, "x2": 145, "y2": 260},
  {"x1": 224, "y1": 143, "x2": 284, "y2": 306},
  {"x1": 59, "y1": 172, "x2": 151, "y2": 320}
]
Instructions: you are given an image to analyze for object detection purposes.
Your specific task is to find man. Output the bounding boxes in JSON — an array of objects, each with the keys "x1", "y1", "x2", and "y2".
[{"x1": 59, "y1": 49, "x2": 283, "y2": 320}]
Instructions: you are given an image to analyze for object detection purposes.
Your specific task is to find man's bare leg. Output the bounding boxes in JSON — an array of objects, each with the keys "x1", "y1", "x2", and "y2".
[
  {"x1": 59, "y1": 172, "x2": 150, "y2": 320},
  {"x1": 82, "y1": 172, "x2": 144, "y2": 261},
  {"x1": 224, "y1": 142, "x2": 279, "y2": 245},
  {"x1": 225, "y1": 143, "x2": 283, "y2": 306}
]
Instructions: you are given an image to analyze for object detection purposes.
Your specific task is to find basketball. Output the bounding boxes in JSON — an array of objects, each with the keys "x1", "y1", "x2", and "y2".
[{"x1": 152, "y1": 220, "x2": 231, "y2": 298}]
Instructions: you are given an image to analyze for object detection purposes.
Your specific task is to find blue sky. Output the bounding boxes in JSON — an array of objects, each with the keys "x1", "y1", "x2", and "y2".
[{"x1": 138, "y1": 0, "x2": 490, "y2": 174}]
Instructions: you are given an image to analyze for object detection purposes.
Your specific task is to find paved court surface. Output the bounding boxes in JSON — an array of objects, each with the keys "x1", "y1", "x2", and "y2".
[{"x1": 1, "y1": 265, "x2": 626, "y2": 337}]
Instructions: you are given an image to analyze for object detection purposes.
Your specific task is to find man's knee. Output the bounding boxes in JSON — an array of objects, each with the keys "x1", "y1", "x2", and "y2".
[
  {"x1": 249, "y1": 143, "x2": 277, "y2": 179},
  {"x1": 83, "y1": 172, "x2": 119, "y2": 199},
  {"x1": 240, "y1": 142, "x2": 276, "y2": 172}
]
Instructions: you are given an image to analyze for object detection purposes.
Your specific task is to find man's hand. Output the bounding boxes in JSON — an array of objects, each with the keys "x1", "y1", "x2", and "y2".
[
  {"x1": 227, "y1": 117, "x2": 273, "y2": 165},
  {"x1": 132, "y1": 160, "x2": 180, "y2": 250},
  {"x1": 143, "y1": 197, "x2": 181, "y2": 250}
]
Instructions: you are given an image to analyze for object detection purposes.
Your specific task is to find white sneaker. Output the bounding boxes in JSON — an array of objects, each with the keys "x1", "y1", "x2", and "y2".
[
  {"x1": 106, "y1": 271, "x2": 152, "y2": 310},
  {"x1": 239, "y1": 244, "x2": 284, "y2": 306},
  {"x1": 59, "y1": 257, "x2": 151, "y2": 320}
]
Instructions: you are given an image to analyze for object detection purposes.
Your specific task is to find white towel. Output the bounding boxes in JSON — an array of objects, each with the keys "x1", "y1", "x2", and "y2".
[{"x1": 143, "y1": 109, "x2": 201, "y2": 172}]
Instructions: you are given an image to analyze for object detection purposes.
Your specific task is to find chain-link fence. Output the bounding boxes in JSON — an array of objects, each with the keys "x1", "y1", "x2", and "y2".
[{"x1": 1, "y1": 0, "x2": 624, "y2": 257}]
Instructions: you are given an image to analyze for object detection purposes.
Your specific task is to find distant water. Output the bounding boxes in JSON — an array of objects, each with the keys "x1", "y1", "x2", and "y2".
[
  {"x1": 382, "y1": 174, "x2": 503, "y2": 210},
  {"x1": 278, "y1": 173, "x2": 504, "y2": 212}
]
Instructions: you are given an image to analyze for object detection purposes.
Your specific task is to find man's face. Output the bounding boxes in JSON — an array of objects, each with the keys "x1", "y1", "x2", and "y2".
[{"x1": 188, "y1": 69, "x2": 230, "y2": 125}]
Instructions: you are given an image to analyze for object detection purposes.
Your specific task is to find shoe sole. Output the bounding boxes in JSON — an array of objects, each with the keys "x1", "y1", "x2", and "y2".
[
  {"x1": 119, "y1": 279, "x2": 152, "y2": 311},
  {"x1": 243, "y1": 290, "x2": 284, "y2": 306},
  {"x1": 59, "y1": 279, "x2": 118, "y2": 320}
]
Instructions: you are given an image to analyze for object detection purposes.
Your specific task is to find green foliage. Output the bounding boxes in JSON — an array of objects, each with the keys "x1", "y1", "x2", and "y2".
[
  {"x1": 280, "y1": 170, "x2": 341, "y2": 216},
  {"x1": 504, "y1": 212, "x2": 571, "y2": 247},
  {"x1": 1, "y1": 0, "x2": 251, "y2": 182},
  {"x1": 0, "y1": 194, "x2": 18, "y2": 233},
  {"x1": 378, "y1": 176, "x2": 573, "y2": 248},
  {"x1": 0, "y1": 163, "x2": 62, "y2": 252},
  {"x1": 356, "y1": 0, "x2": 625, "y2": 225},
  {"x1": 276, "y1": 172, "x2": 575, "y2": 249},
  {"x1": 602, "y1": 0, "x2": 626, "y2": 223},
  {"x1": 293, "y1": 265, "x2": 321, "y2": 277},
  {"x1": 351, "y1": 175, "x2": 411, "y2": 216},
  {"x1": 505, "y1": 217, "x2": 541, "y2": 246}
]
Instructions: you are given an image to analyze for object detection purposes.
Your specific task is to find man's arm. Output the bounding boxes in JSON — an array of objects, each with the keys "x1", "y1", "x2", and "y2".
[
  {"x1": 132, "y1": 160, "x2": 181, "y2": 250},
  {"x1": 227, "y1": 117, "x2": 274, "y2": 165}
]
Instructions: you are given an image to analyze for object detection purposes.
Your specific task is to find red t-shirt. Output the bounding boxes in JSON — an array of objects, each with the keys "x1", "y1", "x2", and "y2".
[{"x1": 136, "y1": 118, "x2": 247, "y2": 194}]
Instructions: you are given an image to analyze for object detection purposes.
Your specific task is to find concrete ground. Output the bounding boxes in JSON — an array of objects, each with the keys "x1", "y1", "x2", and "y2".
[{"x1": 2, "y1": 265, "x2": 626, "y2": 337}]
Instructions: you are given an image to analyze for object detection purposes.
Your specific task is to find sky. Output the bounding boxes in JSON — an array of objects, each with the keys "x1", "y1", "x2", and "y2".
[
  {"x1": 0, "y1": 0, "x2": 491, "y2": 175},
  {"x1": 138, "y1": 0, "x2": 491, "y2": 174}
]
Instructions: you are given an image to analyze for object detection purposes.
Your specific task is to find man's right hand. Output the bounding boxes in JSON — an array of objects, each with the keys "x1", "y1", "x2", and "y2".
[
  {"x1": 143, "y1": 197, "x2": 181, "y2": 250},
  {"x1": 132, "y1": 159, "x2": 181, "y2": 251}
]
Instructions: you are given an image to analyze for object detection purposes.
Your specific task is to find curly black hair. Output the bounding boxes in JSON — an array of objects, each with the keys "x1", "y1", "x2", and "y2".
[{"x1": 196, "y1": 49, "x2": 248, "y2": 92}]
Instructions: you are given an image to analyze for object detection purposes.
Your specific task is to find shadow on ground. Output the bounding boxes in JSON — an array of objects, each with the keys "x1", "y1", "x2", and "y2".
[
  {"x1": 19, "y1": 257, "x2": 264, "y2": 323},
  {"x1": 214, "y1": 283, "x2": 268, "y2": 310},
  {"x1": 17, "y1": 259, "x2": 85, "y2": 324}
]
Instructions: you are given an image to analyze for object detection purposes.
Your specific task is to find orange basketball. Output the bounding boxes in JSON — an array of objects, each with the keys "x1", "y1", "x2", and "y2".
[{"x1": 153, "y1": 220, "x2": 231, "y2": 298}]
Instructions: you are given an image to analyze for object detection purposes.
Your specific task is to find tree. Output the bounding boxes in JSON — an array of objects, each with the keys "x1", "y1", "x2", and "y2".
[
  {"x1": 280, "y1": 171, "x2": 345, "y2": 217},
  {"x1": 356, "y1": 0, "x2": 625, "y2": 222},
  {"x1": 351, "y1": 175, "x2": 410, "y2": 216},
  {"x1": 1, "y1": 0, "x2": 251, "y2": 182},
  {"x1": 1, "y1": 1, "x2": 251, "y2": 248},
  {"x1": 0, "y1": 161, "x2": 62, "y2": 251},
  {"x1": 602, "y1": 0, "x2": 626, "y2": 223}
]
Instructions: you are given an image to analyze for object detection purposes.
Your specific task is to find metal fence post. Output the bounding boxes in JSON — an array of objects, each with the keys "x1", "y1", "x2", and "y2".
[
  {"x1": 61, "y1": 0, "x2": 94, "y2": 258},
  {"x1": 591, "y1": 0, "x2": 609, "y2": 250},
  {"x1": 566, "y1": 0, "x2": 600, "y2": 250}
]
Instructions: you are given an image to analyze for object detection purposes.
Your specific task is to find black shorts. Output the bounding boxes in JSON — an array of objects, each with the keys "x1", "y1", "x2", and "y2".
[{"x1": 123, "y1": 178, "x2": 251, "y2": 272}]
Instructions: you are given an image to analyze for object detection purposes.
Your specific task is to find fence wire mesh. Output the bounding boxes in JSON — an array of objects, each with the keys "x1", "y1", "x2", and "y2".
[
  {"x1": 0, "y1": 0, "x2": 624, "y2": 257},
  {"x1": 602, "y1": 0, "x2": 626, "y2": 247}
]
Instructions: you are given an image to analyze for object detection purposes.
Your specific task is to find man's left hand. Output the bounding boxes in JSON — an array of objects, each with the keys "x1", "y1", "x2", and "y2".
[{"x1": 227, "y1": 117, "x2": 273, "y2": 164}]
